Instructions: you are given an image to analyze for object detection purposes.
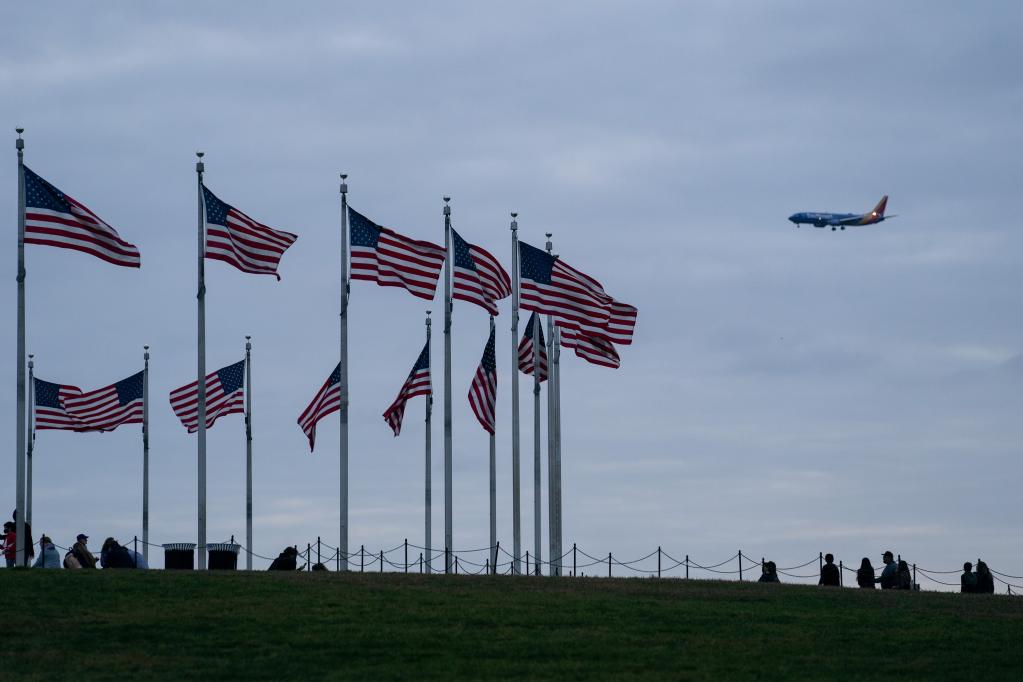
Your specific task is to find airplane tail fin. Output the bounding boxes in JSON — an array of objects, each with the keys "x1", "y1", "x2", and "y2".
[{"x1": 870, "y1": 195, "x2": 889, "y2": 219}]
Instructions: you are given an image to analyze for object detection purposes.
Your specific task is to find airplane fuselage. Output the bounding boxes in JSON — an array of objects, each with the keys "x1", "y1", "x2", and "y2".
[{"x1": 787, "y1": 196, "x2": 891, "y2": 231}]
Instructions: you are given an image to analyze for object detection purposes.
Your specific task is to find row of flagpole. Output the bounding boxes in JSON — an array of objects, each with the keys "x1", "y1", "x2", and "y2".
[{"x1": 12, "y1": 135, "x2": 578, "y2": 575}]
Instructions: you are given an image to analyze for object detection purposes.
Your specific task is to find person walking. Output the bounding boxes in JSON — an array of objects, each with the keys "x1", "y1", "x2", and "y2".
[
  {"x1": 819, "y1": 554, "x2": 840, "y2": 587},
  {"x1": 856, "y1": 558, "x2": 876, "y2": 589}
]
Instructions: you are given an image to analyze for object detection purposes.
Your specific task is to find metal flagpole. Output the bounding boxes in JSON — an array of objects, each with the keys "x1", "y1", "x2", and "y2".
[
  {"x1": 545, "y1": 234, "x2": 555, "y2": 575},
  {"x1": 196, "y1": 151, "x2": 208, "y2": 570},
  {"x1": 552, "y1": 326, "x2": 563, "y2": 576},
  {"x1": 532, "y1": 305, "x2": 543, "y2": 571},
  {"x1": 509, "y1": 213, "x2": 522, "y2": 574},
  {"x1": 488, "y1": 314, "x2": 498, "y2": 573},
  {"x1": 15, "y1": 128, "x2": 27, "y2": 567},
  {"x1": 339, "y1": 173, "x2": 350, "y2": 571},
  {"x1": 424, "y1": 310, "x2": 433, "y2": 574},
  {"x1": 26, "y1": 354, "x2": 34, "y2": 528},
  {"x1": 244, "y1": 335, "x2": 253, "y2": 570},
  {"x1": 143, "y1": 345, "x2": 150, "y2": 563},
  {"x1": 443, "y1": 197, "x2": 453, "y2": 573}
]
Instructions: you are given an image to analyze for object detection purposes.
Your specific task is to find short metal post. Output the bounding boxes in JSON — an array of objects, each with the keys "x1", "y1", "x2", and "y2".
[
  {"x1": 336, "y1": 547, "x2": 340, "y2": 572},
  {"x1": 380, "y1": 550, "x2": 384, "y2": 573},
  {"x1": 839, "y1": 560, "x2": 844, "y2": 586},
  {"x1": 404, "y1": 539, "x2": 408, "y2": 573},
  {"x1": 912, "y1": 563, "x2": 916, "y2": 588},
  {"x1": 526, "y1": 551, "x2": 530, "y2": 576},
  {"x1": 573, "y1": 543, "x2": 577, "y2": 576},
  {"x1": 419, "y1": 552, "x2": 424, "y2": 574},
  {"x1": 819, "y1": 551, "x2": 823, "y2": 576},
  {"x1": 685, "y1": 554, "x2": 689, "y2": 580},
  {"x1": 738, "y1": 551, "x2": 743, "y2": 582},
  {"x1": 658, "y1": 546, "x2": 662, "y2": 578},
  {"x1": 307, "y1": 543, "x2": 312, "y2": 571},
  {"x1": 608, "y1": 552, "x2": 612, "y2": 578},
  {"x1": 317, "y1": 537, "x2": 321, "y2": 565},
  {"x1": 361, "y1": 545, "x2": 365, "y2": 572},
  {"x1": 486, "y1": 558, "x2": 490, "y2": 574},
  {"x1": 445, "y1": 546, "x2": 450, "y2": 574},
  {"x1": 455, "y1": 556, "x2": 459, "y2": 574},
  {"x1": 134, "y1": 536, "x2": 138, "y2": 568},
  {"x1": 494, "y1": 541, "x2": 500, "y2": 575}
]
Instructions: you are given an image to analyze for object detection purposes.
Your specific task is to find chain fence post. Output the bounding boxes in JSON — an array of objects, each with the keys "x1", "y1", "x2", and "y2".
[
  {"x1": 317, "y1": 537, "x2": 321, "y2": 566},
  {"x1": 133, "y1": 536, "x2": 138, "y2": 568},
  {"x1": 380, "y1": 550, "x2": 384, "y2": 573},
  {"x1": 336, "y1": 547, "x2": 340, "y2": 572},
  {"x1": 361, "y1": 545, "x2": 365, "y2": 572},
  {"x1": 455, "y1": 556, "x2": 459, "y2": 574},
  {"x1": 658, "y1": 546, "x2": 662, "y2": 579},
  {"x1": 839, "y1": 560, "x2": 844, "y2": 587},
  {"x1": 573, "y1": 543, "x2": 577, "y2": 577},
  {"x1": 912, "y1": 562, "x2": 916, "y2": 589},
  {"x1": 526, "y1": 551, "x2": 530, "y2": 576},
  {"x1": 307, "y1": 543, "x2": 312, "y2": 571},
  {"x1": 486, "y1": 558, "x2": 490, "y2": 574},
  {"x1": 404, "y1": 539, "x2": 408, "y2": 573},
  {"x1": 608, "y1": 552, "x2": 612, "y2": 578},
  {"x1": 819, "y1": 551, "x2": 823, "y2": 577},
  {"x1": 685, "y1": 554, "x2": 689, "y2": 580},
  {"x1": 738, "y1": 550, "x2": 743, "y2": 582},
  {"x1": 419, "y1": 552, "x2": 423, "y2": 574}
]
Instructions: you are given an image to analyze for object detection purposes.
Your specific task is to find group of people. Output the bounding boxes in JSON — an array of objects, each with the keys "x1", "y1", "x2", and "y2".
[
  {"x1": 2, "y1": 511, "x2": 148, "y2": 570},
  {"x1": 758, "y1": 550, "x2": 998, "y2": 594}
]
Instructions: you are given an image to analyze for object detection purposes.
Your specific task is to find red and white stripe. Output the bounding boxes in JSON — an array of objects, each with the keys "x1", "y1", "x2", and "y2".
[
  {"x1": 297, "y1": 365, "x2": 342, "y2": 452},
  {"x1": 169, "y1": 370, "x2": 244, "y2": 434},
  {"x1": 351, "y1": 227, "x2": 446, "y2": 300},
  {"x1": 517, "y1": 314, "x2": 549, "y2": 381},
  {"x1": 34, "y1": 384, "x2": 85, "y2": 431},
  {"x1": 559, "y1": 324, "x2": 621, "y2": 369},
  {"x1": 63, "y1": 378, "x2": 143, "y2": 432},
  {"x1": 382, "y1": 366, "x2": 431, "y2": 437},
  {"x1": 453, "y1": 243, "x2": 512, "y2": 316},
  {"x1": 206, "y1": 208, "x2": 297, "y2": 280},
  {"x1": 25, "y1": 197, "x2": 141, "y2": 268},
  {"x1": 468, "y1": 330, "x2": 498, "y2": 435}
]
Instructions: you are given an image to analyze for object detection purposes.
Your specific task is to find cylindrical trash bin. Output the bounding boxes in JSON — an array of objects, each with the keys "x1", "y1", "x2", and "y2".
[
  {"x1": 163, "y1": 542, "x2": 196, "y2": 570},
  {"x1": 208, "y1": 543, "x2": 241, "y2": 570}
]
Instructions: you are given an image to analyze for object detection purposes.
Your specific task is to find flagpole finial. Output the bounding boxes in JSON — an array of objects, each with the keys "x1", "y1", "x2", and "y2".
[
  {"x1": 245, "y1": 335, "x2": 252, "y2": 351},
  {"x1": 510, "y1": 212, "x2": 518, "y2": 232},
  {"x1": 426, "y1": 310, "x2": 432, "y2": 327},
  {"x1": 340, "y1": 173, "x2": 348, "y2": 195},
  {"x1": 545, "y1": 234, "x2": 553, "y2": 253},
  {"x1": 28, "y1": 353, "x2": 33, "y2": 368},
  {"x1": 16, "y1": 128, "x2": 24, "y2": 150},
  {"x1": 443, "y1": 197, "x2": 451, "y2": 217},
  {"x1": 196, "y1": 151, "x2": 204, "y2": 173}
]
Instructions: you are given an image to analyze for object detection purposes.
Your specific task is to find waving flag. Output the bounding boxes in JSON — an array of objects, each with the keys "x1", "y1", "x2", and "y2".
[
  {"x1": 203, "y1": 185, "x2": 297, "y2": 280},
  {"x1": 559, "y1": 326, "x2": 621, "y2": 369},
  {"x1": 518, "y1": 241, "x2": 636, "y2": 346},
  {"x1": 169, "y1": 360, "x2": 245, "y2": 433},
  {"x1": 383, "y1": 342, "x2": 431, "y2": 436},
  {"x1": 468, "y1": 325, "x2": 498, "y2": 434},
  {"x1": 64, "y1": 371, "x2": 144, "y2": 432},
  {"x1": 33, "y1": 378, "x2": 86, "y2": 431},
  {"x1": 517, "y1": 312, "x2": 548, "y2": 381},
  {"x1": 298, "y1": 363, "x2": 342, "y2": 452},
  {"x1": 349, "y1": 208, "x2": 445, "y2": 300},
  {"x1": 23, "y1": 166, "x2": 141, "y2": 268},
  {"x1": 451, "y1": 228, "x2": 511, "y2": 315}
]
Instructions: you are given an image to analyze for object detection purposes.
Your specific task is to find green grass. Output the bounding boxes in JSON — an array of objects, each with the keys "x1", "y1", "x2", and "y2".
[{"x1": 1, "y1": 570, "x2": 1021, "y2": 680}]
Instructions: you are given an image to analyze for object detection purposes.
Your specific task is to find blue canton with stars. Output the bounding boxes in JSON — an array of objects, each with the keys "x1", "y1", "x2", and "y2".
[
  {"x1": 412, "y1": 342, "x2": 430, "y2": 372},
  {"x1": 348, "y1": 207, "x2": 381, "y2": 248},
  {"x1": 217, "y1": 360, "x2": 246, "y2": 394},
  {"x1": 23, "y1": 166, "x2": 72, "y2": 213},
  {"x1": 201, "y1": 185, "x2": 231, "y2": 226},
  {"x1": 481, "y1": 327, "x2": 497, "y2": 373},
  {"x1": 114, "y1": 372, "x2": 144, "y2": 405},
  {"x1": 326, "y1": 363, "x2": 341, "y2": 387},
  {"x1": 518, "y1": 241, "x2": 555, "y2": 284},
  {"x1": 34, "y1": 378, "x2": 66, "y2": 409},
  {"x1": 450, "y1": 228, "x2": 476, "y2": 271}
]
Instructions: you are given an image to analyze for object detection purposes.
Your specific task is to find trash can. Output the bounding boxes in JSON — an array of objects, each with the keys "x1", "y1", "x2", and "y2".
[
  {"x1": 208, "y1": 543, "x2": 241, "y2": 570},
  {"x1": 163, "y1": 542, "x2": 196, "y2": 570}
]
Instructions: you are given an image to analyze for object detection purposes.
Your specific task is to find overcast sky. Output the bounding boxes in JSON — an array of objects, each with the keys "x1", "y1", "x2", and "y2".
[{"x1": 2, "y1": 2, "x2": 1020, "y2": 585}]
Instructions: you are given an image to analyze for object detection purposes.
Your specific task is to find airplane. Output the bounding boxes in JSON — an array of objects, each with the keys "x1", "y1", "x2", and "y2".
[{"x1": 788, "y1": 195, "x2": 894, "y2": 231}]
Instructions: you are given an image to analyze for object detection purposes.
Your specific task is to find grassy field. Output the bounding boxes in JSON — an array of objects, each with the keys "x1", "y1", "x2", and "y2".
[{"x1": 1, "y1": 570, "x2": 1021, "y2": 680}]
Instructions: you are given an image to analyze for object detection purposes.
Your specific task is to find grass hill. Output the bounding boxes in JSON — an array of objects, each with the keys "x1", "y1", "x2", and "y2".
[{"x1": 1, "y1": 570, "x2": 1021, "y2": 680}]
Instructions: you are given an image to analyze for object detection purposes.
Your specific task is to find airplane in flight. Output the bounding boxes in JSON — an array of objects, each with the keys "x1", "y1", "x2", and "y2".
[{"x1": 788, "y1": 195, "x2": 894, "y2": 231}]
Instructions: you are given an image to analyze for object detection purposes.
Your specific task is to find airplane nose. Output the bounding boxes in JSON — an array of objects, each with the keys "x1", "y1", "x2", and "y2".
[{"x1": 788, "y1": 214, "x2": 798, "y2": 223}]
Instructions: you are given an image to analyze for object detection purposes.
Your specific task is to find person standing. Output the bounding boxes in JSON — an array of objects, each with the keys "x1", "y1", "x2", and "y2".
[
  {"x1": 819, "y1": 554, "x2": 840, "y2": 587},
  {"x1": 12, "y1": 510, "x2": 33, "y2": 566},
  {"x1": 876, "y1": 551, "x2": 899, "y2": 589},
  {"x1": 2, "y1": 522, "x2": 15, "y2": 568},
  {"x1": 975, "y1": 561, "x2": 995, "y2": 594},
  {"x1": 856, "y1": 558, "x2": 876, "y2": 589},
  {"x1": 960, "y1": 562, "x2": 978, "y2": 593}
]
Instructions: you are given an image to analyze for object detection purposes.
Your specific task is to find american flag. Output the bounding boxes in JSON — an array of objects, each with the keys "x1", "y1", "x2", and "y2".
[
  {"x1": 559, "y1": 326, "x2": 621, "y2": 369},
  {"x1": 517, "y1": 312, "x2": 548, "y2": 381},
  {"x1": 203, "y1": 185, "x2": 297, "y2": 280},
  {"x1": 169, "y1": 360, "x2": 245, "y2": 433},
  {"x1": 349, "y1": 207, "x2": 445, "y2": 300},
  {"x1": 518, "y1": 241, "x2": 637, "y2": 346},
  {"x1": 297, "y1": 363, "x2": 341, "y2": 452},
  {"x1": 23, "y1": 166, "x2": 141, "y2": 268},
  {"x1": 63, "y1": 371, "x2": 144, "y2": 432},
  {"x1": 468, "y1": 324, "x2": 498, "y2": 434},
  {"x1": 451, "y1": 228, "x2": 511, "y2": 315},
  {"x1": 382, "y1": 342, "x2": 431, "y2": 436},
  {"x1": 33, "y1": 378, "x2": 86, "y2": 431}
]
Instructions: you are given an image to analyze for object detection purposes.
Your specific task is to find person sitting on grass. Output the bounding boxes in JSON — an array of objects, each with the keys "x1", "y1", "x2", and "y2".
[
  {"x1": 961, "y1": 562, "x2": 978, "y2": 593},
  {"x1": 758, "y1": 560, "x2": 780, "y2": 583},
  {"x1": 975, "y1": 561, "x2": 995, "y2": 594},
  {"x1": 856, "y1": 558, "x2": 875, "y2": 589},
  {"x1": 268, "y1": 546, "x2": 299, "y2": 571},
  {"x1": 71, "y1": 534, "x2": 97, "y2": 569},
  {"x1": 819, "y1": 553, "x2": 840, "y2": 587},
  {"x1": 100, "y1": 537, "x2": 137, "y2": 569},
  {"x1": 876, "y1": 551, "x2": 898, "y2": 589},
  {"x1": 32, "y1": 535, "x2": 61, "y2": 569},
  {"x1": 896, "y1": 560, "x2": 912, "y2": 590}
]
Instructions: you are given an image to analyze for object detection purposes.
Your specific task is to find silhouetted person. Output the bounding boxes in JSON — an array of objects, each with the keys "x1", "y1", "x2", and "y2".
[
  {"x1": 896, "y1": 560, "x2": 912, "y2": 590},
  {"x1": 975, "y1": 561, "x2": 995, "y2": 594},
  {"x1": 961, "y1": 562, "x2": 977, "y2": 594},
  {"x1": 819, "y1": 553, "x2": 840, "y2": 587},
  {"x1": 857, "y1": 558, "x2": 875, "y2": 589},
  {"x1": 311, "y1": 562, "x2": 328, "y2": 572},
  {"x1": 758, "y1": 560, "x2": 780, "y2": 583},
  {"x1": 100, "y1": 537, "x2": 136, "y2": 569},
  {"x1": 33, "y1": 535, "x2": 61, "y2": 569},
  {"x1": 12, "y1": 509, "x2": 33, "y2": 566},
  {"x1": 71, "y1": 534, "x2": 97, "y2": 569},
  {"x1": 268, "y1": 546, "x2": 299, "y2": 571},
  {"x1": 876, "y1": 551, "x2": 898, "y2": 589}
]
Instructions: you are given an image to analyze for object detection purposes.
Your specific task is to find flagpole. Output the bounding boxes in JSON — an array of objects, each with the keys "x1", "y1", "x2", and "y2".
[
  {"x1": 196, "y1": 151, "x2": 208, "y2": 571},
  {"x1": 532, "y1": 310, "x2": 543, "y2": 573},
  {"x1": 26, "y1": 354, "x2": 34, "y2": 528},
  {"x1": 244, "y1": 335, "x2": 253, "y2": 570},
  {"x1": 509, "y1": 212, "x2": 522, "y2": 575},
  {"x1": 443, "y1": 197, "x2": 453, "y2": 573},
  {"x1": 339, "y1": 173, "x2": 350, "y2": 571},
  {"x1": 142, "y1": 345, "x2": 150, "y2": 563},
  {"x1": 552, "y1": 326, "x2": 563, "y2": 576},
  {"x1": 15, "y1": 128, "x2": 27, "y2": 567},
  {"x1": 425, "y1": 310, "x2": 433, "y2": 574},
  {"x1": 545, "y1": 234, "x2": 555, "y2": 575},
  {"x1": 488, "y1": 314, "x2": 498, "y2": 573}
]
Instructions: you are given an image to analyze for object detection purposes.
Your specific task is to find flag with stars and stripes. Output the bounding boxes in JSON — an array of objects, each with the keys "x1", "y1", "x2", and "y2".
[
  {"x1": 33, "y1": 378, "x2": 86, "y2": 431},
  {"x1": 559, "y1": 325, "x2": 621, "y2": 369},
  {"x1": 518, "y1": 241, "x2": 637, "y2": 346},
  {"x1": 63, "y1": 371, "x2": 144, "y2": 432},
  {"x1": 23, "y1": 166, "x2": 141, "y2": 268},
  {"x1": 451, "y1": 228, "x2": 511, "y2": 315},
  {"x1": 517, "y1": 312, "x2": 548, "y2": 381},
  {"x1": 203, "y1": 185, "x2": 297, "y2": 280},
  {"x1": 382, "y1": 342, "x2": 431, "y2": 436},
  {"x1": 468, "y1": 325, "x2": 498, "y2": 434},
  {"x1": 349, "y1": 207, "x2": 445, "y2": 300},
  {"x1": 169, "y1": 360, "x2": 245, "y2": 433},
  {"x1": 298, "y1": 363, "x2": 341, "y2": 452}
]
